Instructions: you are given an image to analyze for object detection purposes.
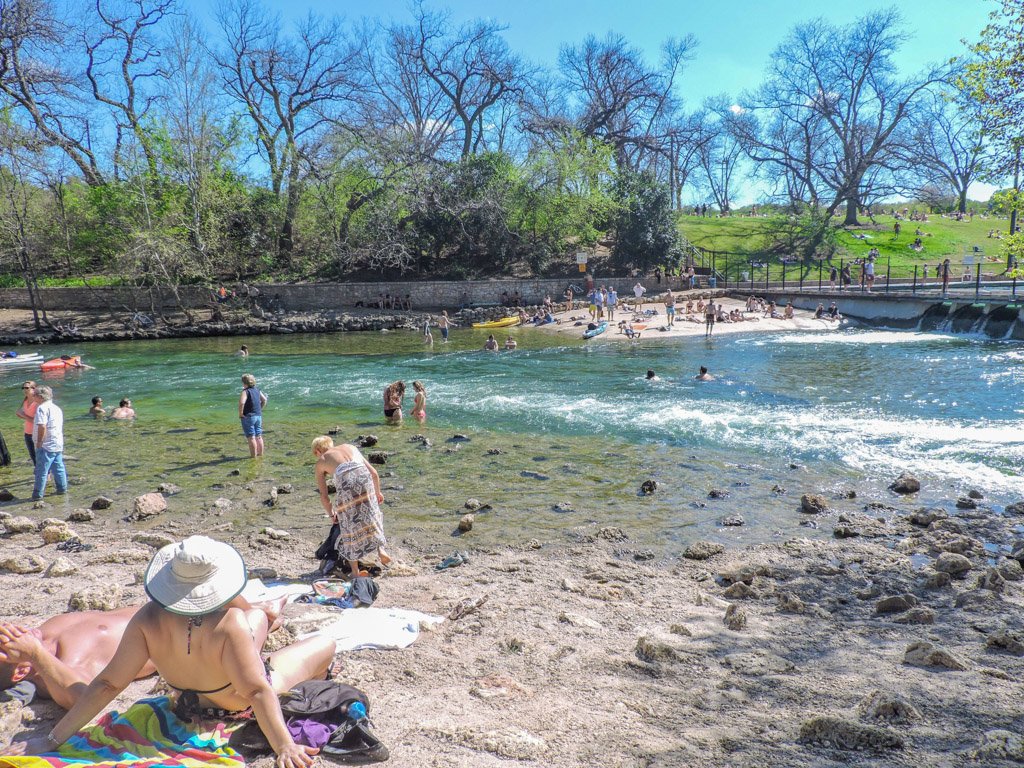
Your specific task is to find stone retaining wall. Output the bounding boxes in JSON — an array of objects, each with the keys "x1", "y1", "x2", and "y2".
[{"x1": 0, "y1": 276, "x2": 688, "y2": 313}]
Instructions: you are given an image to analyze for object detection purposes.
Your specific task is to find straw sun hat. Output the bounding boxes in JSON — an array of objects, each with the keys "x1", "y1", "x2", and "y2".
[{"x1": 144, "y1": 536, "x2": 247, "y2": 616}]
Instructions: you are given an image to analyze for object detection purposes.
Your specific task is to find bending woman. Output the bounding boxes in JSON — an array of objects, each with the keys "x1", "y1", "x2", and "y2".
[
  {"x1": 313, "y1": 436, "x2": 392, "y2": 578},
  {"x1": 3, "y1": 536, "x2": 335, "y2": 768}
]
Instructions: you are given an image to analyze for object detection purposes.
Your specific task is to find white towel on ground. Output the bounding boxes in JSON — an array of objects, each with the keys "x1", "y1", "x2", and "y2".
[{"x1": 297, "y1": 607, "x2": 445, "y2": 651}]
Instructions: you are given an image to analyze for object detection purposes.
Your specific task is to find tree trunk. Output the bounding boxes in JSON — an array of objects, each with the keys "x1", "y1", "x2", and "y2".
[
  {"x1": 843, "y1": 198, "x2": 859, "y2": 226},
  {"x1": 957, "y1": 188, "x2": 968, "y2": 214},
  {"x1": 1010, "y1": 144, "x2": 1021, "y2": 268}
]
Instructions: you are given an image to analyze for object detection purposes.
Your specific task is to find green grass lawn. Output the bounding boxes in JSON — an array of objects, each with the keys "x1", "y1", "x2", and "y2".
[{"x1": 679, "y1": 213, "x2": 1015, "y2": 280}]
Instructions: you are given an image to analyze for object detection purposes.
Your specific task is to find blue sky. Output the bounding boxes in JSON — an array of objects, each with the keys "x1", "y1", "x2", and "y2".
[{"x1": 183, "y1": 0, "x2": 1000, "y2": 202}]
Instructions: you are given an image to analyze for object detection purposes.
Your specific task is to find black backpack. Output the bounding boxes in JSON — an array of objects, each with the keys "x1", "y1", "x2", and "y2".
[{"x1": 230, "y1": 680, "x2": 388, "y2": 764}]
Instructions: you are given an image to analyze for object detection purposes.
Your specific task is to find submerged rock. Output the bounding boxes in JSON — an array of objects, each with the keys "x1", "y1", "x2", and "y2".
[
  {"x1": 908, "y1": 507, "x2": 946, "y2": 526},
  {"x1": 366, "y1": 451, "x2": 389, "y2": 465},
  {"x1": 720, "y1": 515, "x2": 745, "y2": 527},
  {"x1": 1005, "y1": 501, "x2": 1024, "y2": 516},
  {"x1": 464, "y1": 498, "x2": 482, "y2": 511},
  {"x1": 707, "y1": 488, "x2": 728, "y2": 499},
  {"x1": 639, "y1": 480, "x2": 658, "y2": 496},
  {"x1": 358, "y1": 435, "x2": 378, "y2": 448},
  {"x1": 800, "y1": 494, "x2": 830, "y2": 514}
]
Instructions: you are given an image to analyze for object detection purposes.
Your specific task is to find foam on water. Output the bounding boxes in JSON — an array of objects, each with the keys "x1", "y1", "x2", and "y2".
[{"x1": 756, "y1": 330, "x2": 961, "y2": 346}]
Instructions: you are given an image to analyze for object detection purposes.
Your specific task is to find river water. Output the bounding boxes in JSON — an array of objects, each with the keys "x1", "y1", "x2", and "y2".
[{"x1": 2, "y1": 327, "x2": 1022, "y2": 552}]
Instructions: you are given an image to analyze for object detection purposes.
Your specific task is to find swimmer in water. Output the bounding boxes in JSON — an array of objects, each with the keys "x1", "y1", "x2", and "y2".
[
  {"x1": 695, "y1": 366, "x2": 714, "y2": 381},
  {"x1": 645, "y1": 370, "x2": 658, "y2": 380}
]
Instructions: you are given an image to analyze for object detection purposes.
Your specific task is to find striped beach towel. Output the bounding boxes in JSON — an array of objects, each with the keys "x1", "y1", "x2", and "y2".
[{"x1": 0, "y1": 697, "x2": 243, "y2": 768}]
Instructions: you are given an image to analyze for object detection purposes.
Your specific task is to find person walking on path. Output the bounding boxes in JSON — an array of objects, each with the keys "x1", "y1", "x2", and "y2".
[
  {"x1": 829, "y1": 265, "x2": 838, "y2": 291},
  {"x1": 313, "y1": 437, "x2": 392, "y2": 580},
  {"x1": 31, "y1": 386, "x2": 66, "y2": 501},
  {"x1": 16, "y1": 381, "x2": 37, "y2": 465},
  {"x1": 238, "y1": 373, "x2": 267, "y2": 458}
]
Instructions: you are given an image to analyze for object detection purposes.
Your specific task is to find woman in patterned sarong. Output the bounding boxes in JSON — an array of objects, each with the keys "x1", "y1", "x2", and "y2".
[{"x1": 312, "y1": 436, "x2": 391, "y2": 578}]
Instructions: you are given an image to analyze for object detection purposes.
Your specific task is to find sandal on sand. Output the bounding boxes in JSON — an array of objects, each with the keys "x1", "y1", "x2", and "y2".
[
  {"x1": 322, "y1": 719, "x2": 389, "y2": 764},
  {"x1": 435, "y1": 551, "x2": 469, "y2": 571}
]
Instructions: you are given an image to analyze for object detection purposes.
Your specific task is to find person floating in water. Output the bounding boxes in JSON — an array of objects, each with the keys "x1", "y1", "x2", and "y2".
[{"x1": 695, "y1": 366, "x2": 714, "y2": 381}]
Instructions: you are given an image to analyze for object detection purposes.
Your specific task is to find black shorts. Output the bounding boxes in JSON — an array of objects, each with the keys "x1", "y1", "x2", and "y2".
[{"x1": 384, "y1": 408, "x2": 398, "y2": 418}]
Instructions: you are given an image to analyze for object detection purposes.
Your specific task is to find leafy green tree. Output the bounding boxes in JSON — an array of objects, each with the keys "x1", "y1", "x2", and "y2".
[{"x1": 609, "y1": 167, "x2": 680, "y2": 274}]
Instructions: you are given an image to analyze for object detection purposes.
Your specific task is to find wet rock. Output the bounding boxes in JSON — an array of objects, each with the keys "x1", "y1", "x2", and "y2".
[
  {"x1": 987, "y1": 628, "x2": 1024, "y2": 655},
  {"x1": 909, "y1": 507, "x2": 946, "y2": 526},
  {"x1": 973, "y1": 730, "x2": 1024, "y2": 762},
  {"x1": 707, "y1": 488, "x2": 729, "y2": 499},
  {"x1": 229, "y1": 468, "x2": 241, "y2": 476},
  {"x1": 458, "y1": 514, "x2": 474, "y2": 532},
  {"x1": 595, "y1": 527, "x2": 627, "y2": 542},
  {"x1": 40, "y1": 523, "x2": 75, "y2": 544},
  {"x1": 889, "y1": 472, "x2": 921, "y2": 495},
  {"x1": 157, "y1": 483, "x2": 181, "y2": 495},
  {"x1": 922, "y1": 570, "x2": 952, "y2": 589},
  {"x1": 684, "y1": 541, "x2": 724, "y2": 560},
  {"x1": 770, "y1": 484, "x2": 786, "y2": 495},
  {"x1": 669, "y1": 624, "x2": 693, "y2": 636},
  {"x1": 998, "y1": 559, "x2": 1024, "y2": 582},
  {"x1": 833, "y1": 524, "x2": 859, "y2": 539},
  {"x1": 798, "y1": 716, "x2": 904, "y2": 750},
  {"x1": 893, "y1": 607, "x2": 936, "y2": 625},
  {"x1": 955, "y1": 589, "x2": 999, "y2": 610},
  {"x1": 129, "y1": 493, "x2": 167, "y2": 521},
  {"x1": 485, "y1": 448, "x2": 503, "y2": 456},
  {"x1": 903, "y1": 641, "x2": 968, "y2": 671},
  {"x1": 267, "y1": 487, "x2": 279, "y2": 507},
  {"x1": 956, "y1": 496, "x2": 978, "y2": 510},
  {"x1": 0, "y1": 554, "x2": 46, "y2": 574},
  {"x1": 723, "y1": 604, "x2": 747, "y2": 631},
  {"x1": 68, "y1": 584, "x2": 123, "y2": 611},
  {"x1": 841, "y1": 488, "x2": 857, "y2": 499},
  {"x1": 639, "y1": 480, "x2": 658, "y2": 496},
  {"x1": 633, "y1": 550, "x2": 655, "y2": 561},
  {"x1": 464, "y1": 498, "x2": 482, "y2": 511},
  {"x1": 3, "y1": 516, "x2": 36, "y2": 534},
  {"x1": 938, "y1": 535, "x2": 980, "y2": 555},
  {"x1": 856, "y1": 691, "x2": 921, "y2": 723},
  {"x1": 68, "y1": 509, "x2": 95, "y2": 523},
  {"x1": 276, "y1": 484, "x2": 293, "y2": 494},
  {"x1": 449, "y1": 433, "x2": 470, "y2": 442},
  {"x1": 558, "y1": 612, "x2": 601, "y2": 630},
  {"x1": 719, "y1": 564, "x2": 767, "y2": 585},
  {"x1": 724, "y1": 582, "x2": 756, "y2": 600},
  {"x1": 132, "y1": 532, "x2": 175, "y2": 549},
  {"x1": 261, "y1": 527, "x2": 290, "y2": 540},
  {"x1": 934, "y1": 552, "x2": 972, "y2": 578},
  {"x1": 800, "y1": 494, "x2": 830, "y2": 514},
  {"x1": 358, "y1": 434, "x2": 378, "y2": 448},
  {"x1": 212, "y1": 498, "x2": 232, "y2": 510},
  {"x1": 552, "y1": 501, "x2": 573, "y2": 513},
  {"x1": 520, "y1": 470, "x2": 549, "y2": 480},
  {"x1": 327, "y1": 426, "x2": 340, "y2": 436},
  {"x1": 45, "y1": 556, "x2": 79, "y2": 578},
  {"x1": 1004, "y1": 501, "x2": 1024, "y2": 516},
  {"x1": 977, "y1": 567, "x2": 1006, "y2": 593},
  {"x1": 0, "y1": 488, "x2": 14, "y2": 502},
  {"x1": 874, "y1": 594, "x2": 918, "y2": 615},
  {"x1": 968, "y1": 489, "x2": 984, "y2": 499},
  {"x1": 366, "y1": 451, "x2": 388, "y2": 465},
  {"x1": 720, "y1": 515, "x2": 744, "y2": 527}
]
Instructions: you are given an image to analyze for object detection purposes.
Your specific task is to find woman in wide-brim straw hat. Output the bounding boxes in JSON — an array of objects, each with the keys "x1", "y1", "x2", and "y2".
[{"x1": 4, "y1": 536, "x2": 335, "y2": 768}]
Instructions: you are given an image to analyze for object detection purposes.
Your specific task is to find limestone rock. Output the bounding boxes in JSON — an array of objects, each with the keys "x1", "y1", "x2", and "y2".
[
  {"x1": 1004, "y1": 501, "x2": 1024, "y2": 516},
  {"x1": 800, "y1": 494, "x2": 830, "y2": 514},
  {"x1": 999, "y1": 559, "x2": 1024, "y2": 582},
  {"x1": 635, "y1": 635, "x2": 684, "y2": 663},
  {"x1": 213, "y1": 498, "x2": 232, "y2": 510},
  {"x1": 973, "y1": 730, "x2": 1024, "y2": 762},
  {"x1": 595, "y1": 526, "x2": 627, "y2": 542},
  {"x1": 721, "y1": 650, "x2": 794, "y2": 676},
  {"x1": 889, "y1": 472, "x2": 921, "y2": 495},
  {"x1": 718, "y1": 564, "x2": 766, "y2": 585},
  {"x1": 261, "y1": 527, "x2": 290, "y2": 541},
  {"x1": 683, "y1": 541, "x2": 724, "y2": 561},
  {"x1": 558, "y1": 612, "x2": 601, "y2": 630},
  {"x1": 132, "y1": 532, "x2": 175, "y2": 549},
  {"x1": 0, "y1": 488, "x2": 15, "y2": 502},
  {"x1": 857, "y1": 690, "x2": 922, "y2": 723},
  {"x1": 723, "y1": 582, "x2": 756, "y2": 600},
  {"x1": 977, "y1": 567, "x2": 1006, "y2": 593},
  {"x1": 357, "y1": 434, "x2": 378, "y2": 448},
  {"x1": 892, "y1": 607, "x2": 936, "y2": 625},
  {"x1": 129, "y1": 493, "x2": 167, "y2": 521},
  {"x1": 720, "y1": 515, "x2": 745, "y2": 527},
  {"x1": 458, "y1": 514, "x2": 474, "y2": 532},
  {"x1": 464, "y1": 498, "x2": 482, "y2": 511},
  {"x1": 723, "y1": 604, "x2": 747, "y2": 631},
  {"x1": 922, "y1": 570, "x2": 952, "y2": 589},
  {"x1": 0, "y1": 700, "x2": 24, "y2": 747},
  {"x1": 908, "y1": 507, "x2": 946, "y2": 526},
  {"x1": 707, "y1": 488, "x2": 729, "y2": 499},
  {"x1": 833, "y1": 524, "x2": 860, "y2": 539},
  {"x1": 777, "y1": 592, "x2": 806, "y2": 613},
  {"x1": 3, "y1": 516, "x2": 36, "y2": 534},
  {"x1": 45, "y1": 556, "x2": 79, "y2": 578},
  {"x1": 903, "y1": 641, "x2": 968, "y2": 671},
  {"x1": 874, "y1": 594, "x2": 918, "y2": 615},
  {"x1": 798, "y1": 716, "x2": 903, "y2": 750},
  {"x1": 275, "y1": 484, "x2": 294, "y2": 494},
  {"x1": 91, "y1": 496, "x2": 113, "y2": 510},
  {"x1": 955, "y1": 589, "x2": 999, "y2": 611},
  {"x1": 0, "y1": 554, "x2": 46, "y2": 574},
  {"x1": 639, "y1": 480, "x2": 658, "y2": 496},
  {"x1": 68, "y1": 509, "x2": 95, "y2": 523},
  {"x1": 40, "y1": 523, "x2": 75, "y2": 544},
  {"x1": 934, "y1": 552, "x2": 971, "y2": 578},
  {"x1": 440, "y1": 726, "x2": 545, "y2": 761},
  {"x1": 68, "y1": 584, "x2": 123, "y2": 611},
  {"x1": 987, "y1": 628, "x2": 1024, "y2": 656},
  {"x1": 955, "y1": 496, "x2": 978, "y2": 510},
  {"x1": 157, "y1": 483, "x2": 181, "y2": 495},
  {"x1": 366, "y1": 451, "x2": 388, "y2": 465}
]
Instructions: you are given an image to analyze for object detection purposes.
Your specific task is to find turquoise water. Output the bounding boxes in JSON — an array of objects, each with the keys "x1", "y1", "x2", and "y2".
[{"x1": 2, "y1": 327, "x2": 1022, "y2": 548}]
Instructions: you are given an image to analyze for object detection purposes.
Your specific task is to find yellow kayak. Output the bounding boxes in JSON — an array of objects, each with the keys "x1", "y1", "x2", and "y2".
[{"x1": 472, "y1": 316, "x2": 520, "y2": 328}]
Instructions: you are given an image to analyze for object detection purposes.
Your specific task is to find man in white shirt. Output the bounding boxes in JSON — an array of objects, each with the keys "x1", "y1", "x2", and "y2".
[
  {"x1": 32, "y1": 386, "x2": 67, "y2": 500},
  {"x1": 633, "y1": 282, "x2": 646, "y2": 311}
]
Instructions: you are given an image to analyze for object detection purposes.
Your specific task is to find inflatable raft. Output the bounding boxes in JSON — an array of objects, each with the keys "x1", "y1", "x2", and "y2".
[{"x1": 40, "y1": 355, "x2": 82, "y2": 371}]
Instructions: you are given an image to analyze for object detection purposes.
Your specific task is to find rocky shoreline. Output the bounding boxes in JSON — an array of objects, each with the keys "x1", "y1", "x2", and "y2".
[{"x1": 3, "y1": 470, "x2": 1024, "y2": 767}]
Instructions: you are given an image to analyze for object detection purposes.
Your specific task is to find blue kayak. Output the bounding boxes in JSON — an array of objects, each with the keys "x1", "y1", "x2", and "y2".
[{"x1": 582, "y1": 321, "x2": 608, "y2": 339}]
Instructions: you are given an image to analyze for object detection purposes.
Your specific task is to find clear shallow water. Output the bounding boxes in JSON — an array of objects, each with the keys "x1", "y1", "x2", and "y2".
[{"x1": 1, "y1": 327, "x2": 1021, "y2": 550}]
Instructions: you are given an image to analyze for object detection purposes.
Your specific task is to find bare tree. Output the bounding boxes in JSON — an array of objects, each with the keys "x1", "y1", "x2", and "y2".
[
  {"x1": 213, "y1": 0, "x2": 359, "y2": 260},
  {"x1": 0, "y1": 0, "x2": 104, "y2": 185},
  {"x1": 730, "y1": 9, "x2": 949, "y2": 225},
  {"x1": 697, "y1": 114, "x2": 744, "y2": 214},
  {"x1": 397, "y1": 4, "x2": 526, "y2": 160}
]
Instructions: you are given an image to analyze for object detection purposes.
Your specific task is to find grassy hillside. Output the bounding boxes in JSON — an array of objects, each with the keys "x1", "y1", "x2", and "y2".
[{"x1": 679, "y1": 213, "x2": 1014, "y2": 280}]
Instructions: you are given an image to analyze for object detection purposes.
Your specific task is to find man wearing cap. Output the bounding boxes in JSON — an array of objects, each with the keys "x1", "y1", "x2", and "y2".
[{"x1": 5, "y1": 537, "x2": 335, "y2": 768}]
